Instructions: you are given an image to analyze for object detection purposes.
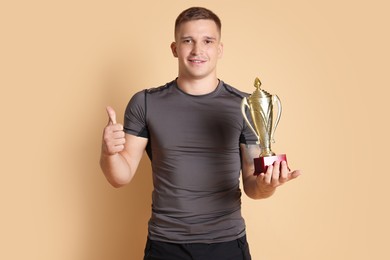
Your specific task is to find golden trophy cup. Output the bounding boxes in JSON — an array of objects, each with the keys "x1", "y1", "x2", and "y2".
[{"x1": 241, "y1": 77, "x2": 287, "y2": 175}]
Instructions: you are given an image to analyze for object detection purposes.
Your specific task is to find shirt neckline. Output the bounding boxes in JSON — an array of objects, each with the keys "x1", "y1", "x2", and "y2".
[{"x1": 174, "y1": 79, "x2": 223, "y2": 98}]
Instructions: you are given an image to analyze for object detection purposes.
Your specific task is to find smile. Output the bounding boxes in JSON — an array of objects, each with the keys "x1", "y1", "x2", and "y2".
[{"x1": 189, "y1": 59, "x2": 206, "y2": 64}]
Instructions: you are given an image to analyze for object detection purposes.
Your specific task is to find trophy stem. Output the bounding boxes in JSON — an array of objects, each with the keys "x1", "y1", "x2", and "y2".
[{"x1": 259, "y1": 147, "x2": 275, "y2": 157}]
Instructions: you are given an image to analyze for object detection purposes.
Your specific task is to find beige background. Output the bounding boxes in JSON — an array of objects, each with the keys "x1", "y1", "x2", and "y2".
[{"x1": 1, "y1": 0, "x2": 389, "y2": 259}]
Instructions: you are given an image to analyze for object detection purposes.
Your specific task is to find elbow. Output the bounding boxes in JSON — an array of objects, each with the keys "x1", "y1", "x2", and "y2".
[
  {"x1": 102, "y1": 169, "x2": 132, "y2": 188},
  {"x1": 110, "y1": 182, "x2": 125, "y2": 189},
  {"x1": 106, "y1": 176, "x2": 131, "y2": 188},
  {"x1": 100, "y1": 159, "x2": 132, "y2": 188}
]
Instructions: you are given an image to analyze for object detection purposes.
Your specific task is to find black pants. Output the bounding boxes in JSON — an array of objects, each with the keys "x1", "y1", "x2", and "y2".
[{"x1": 143, "y1": 235, "x2": 252, "y2": 260}]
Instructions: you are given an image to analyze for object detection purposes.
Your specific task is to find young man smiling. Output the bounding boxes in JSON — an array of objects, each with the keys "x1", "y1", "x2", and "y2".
[
  {"x1": 171, "y1": 18, "x2": 223, "y2": 94},
  {"x1": 100, "y1": 7, "x2": 300, "y2": 260}
]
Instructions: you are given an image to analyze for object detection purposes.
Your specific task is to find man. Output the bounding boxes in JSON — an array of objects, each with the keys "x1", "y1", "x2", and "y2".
[{"x1": 100, "y1": 7, "x2": 301, "y2": 260}]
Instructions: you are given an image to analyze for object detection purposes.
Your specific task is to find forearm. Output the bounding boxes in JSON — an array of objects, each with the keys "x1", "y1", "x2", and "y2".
[
  {"x1": 100, "y1": 152, "x2": 133, "y2": 188},
  {"x1": 240, "y1": 143, "x2": 276, "y2": 199}
]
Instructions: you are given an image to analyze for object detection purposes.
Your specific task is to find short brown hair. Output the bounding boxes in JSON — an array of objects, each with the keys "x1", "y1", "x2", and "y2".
[{"x1": 174, "y1": 7, "x2": 222, "y2": 36}]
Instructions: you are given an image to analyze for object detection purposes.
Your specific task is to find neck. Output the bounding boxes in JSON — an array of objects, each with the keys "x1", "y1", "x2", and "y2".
[{"x1": 176, "y1": 76, "x2": 220, "y2": 95}]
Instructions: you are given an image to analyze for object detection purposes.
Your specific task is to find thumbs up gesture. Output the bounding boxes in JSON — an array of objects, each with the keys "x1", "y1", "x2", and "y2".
[{"x1": 102, "y1": 106, "x2": 126, "y2": 155}]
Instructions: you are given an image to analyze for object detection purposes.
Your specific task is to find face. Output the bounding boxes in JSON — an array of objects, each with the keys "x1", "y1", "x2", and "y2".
[{"x1": 171, "y1": 19, "x2": 223, "y2": 81}]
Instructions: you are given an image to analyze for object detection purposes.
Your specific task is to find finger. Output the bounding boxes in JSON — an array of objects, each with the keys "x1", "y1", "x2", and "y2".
[
  {"x1": 111, "y1": 137, "x2": 126, "y2": 147},
  {"x1": 271, "y1": 161, "x2": 281, "y2": 184},
  {"x1": 279, "y1": 161, "x2": 289, "y2": 182},
  {"x1": 103, "y1": 126, "x2": 125, "y2": 146},
  {"x1": 264, "y1": 164, "x2": 274, "y2": 184},
  {"x1": 103, "y1": 125, "x2": 123, "y2": 143},
  {"x1": 256, "y1": 172, "x2": 266, "y2": 184},
  {"x1": 107, "y1": 123, "x2": 124, "y2": 133},
  {"x1": 106, "y1": 106, "x2": 117, "y2": 125},
  {"x1": 111, "y1": 129, "x2": 125, "y2": 139},
  {"x1": 107, "y1": 144, "x2": 125, "y2": 155},
  {"x1": 103, "y1": 136, "x2": 126, "y2": 155}
]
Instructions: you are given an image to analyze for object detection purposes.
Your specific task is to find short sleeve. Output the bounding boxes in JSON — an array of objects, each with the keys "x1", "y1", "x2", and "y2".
[{"x1": 124, "y1": 90, "x2": 149, "y2": 138}]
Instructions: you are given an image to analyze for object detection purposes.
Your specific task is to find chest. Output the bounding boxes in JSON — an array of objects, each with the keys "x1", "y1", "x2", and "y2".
[{"x1": 146, "y1": 96, "x2": 244, "y2": 149}]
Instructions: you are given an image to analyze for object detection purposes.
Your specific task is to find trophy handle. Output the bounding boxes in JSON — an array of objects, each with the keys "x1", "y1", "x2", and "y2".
[
  {"x1": 271, "y1": 95, "x2": 282, "y2": 143},
  {"x1": 241, "y1": 97, "x2": 259, "y2": 142}
]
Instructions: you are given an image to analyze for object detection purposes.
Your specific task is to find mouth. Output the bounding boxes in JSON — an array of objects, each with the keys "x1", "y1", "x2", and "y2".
[{"x1": 188, "y1": 58, "x2": 207, "y2": 64}]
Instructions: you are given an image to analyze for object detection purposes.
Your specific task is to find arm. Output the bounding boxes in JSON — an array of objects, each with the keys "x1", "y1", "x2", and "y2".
[
  {"x1": 240, "y1": 144, "x2": 301, "y2": 199},
  {"x1": 100, "y1": 107, "x2": 148, "y2": 188}
]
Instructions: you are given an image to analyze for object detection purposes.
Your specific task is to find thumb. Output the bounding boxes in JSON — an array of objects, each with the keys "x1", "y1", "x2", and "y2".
[
  {"x1": 106, "y1": 106, "x2": 117, "y2": 125},
  {"x1": 290, "y1": 170, "x2": 302, "y2": 179}
]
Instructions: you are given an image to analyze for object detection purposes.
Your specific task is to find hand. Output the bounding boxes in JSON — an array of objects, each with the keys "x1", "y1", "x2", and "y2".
[
  {"x1": 102, "y1": 106, "x2": 126, "y2": 156},
  {"x1": 256, "y1": 161, "x2": 301, "y2": 192}
]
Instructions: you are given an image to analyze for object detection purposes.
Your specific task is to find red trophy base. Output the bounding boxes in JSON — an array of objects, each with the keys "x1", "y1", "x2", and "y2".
[{"x1": 253, "y1": 154, "x2": 287, "y2": 175}]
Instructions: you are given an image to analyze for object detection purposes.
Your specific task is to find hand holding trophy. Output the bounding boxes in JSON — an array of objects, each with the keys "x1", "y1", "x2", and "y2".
[{"x1": 241, "y1": 77, "x2": 287, "y2": 175}]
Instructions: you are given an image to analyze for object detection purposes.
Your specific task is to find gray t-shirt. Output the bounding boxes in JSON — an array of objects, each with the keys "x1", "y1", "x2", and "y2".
[{"x1": 124, "y1": 79, "x2": 257, "y2": 243}]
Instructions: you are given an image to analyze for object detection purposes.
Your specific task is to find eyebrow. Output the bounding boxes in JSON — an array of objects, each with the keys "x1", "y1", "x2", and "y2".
[
  {"x1": 180, "y1": 36, "x2": 217, "y2": 41},
  {"x1": 204, "y1": 36, "x2": 217, "y2": 41}
]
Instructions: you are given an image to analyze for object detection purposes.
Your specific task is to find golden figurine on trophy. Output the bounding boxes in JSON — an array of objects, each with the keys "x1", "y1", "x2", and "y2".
[{"x1": 241, "y1": 77, "x2": 287, "y2": 175}]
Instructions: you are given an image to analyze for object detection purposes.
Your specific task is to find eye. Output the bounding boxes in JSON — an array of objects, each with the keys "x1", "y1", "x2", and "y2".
[
  {"x1": 183, "y1": 39, "x2": 193, "y2": 44},
  {"x1": 204, "y1": 39, "x2": 214, "y2": 45}
]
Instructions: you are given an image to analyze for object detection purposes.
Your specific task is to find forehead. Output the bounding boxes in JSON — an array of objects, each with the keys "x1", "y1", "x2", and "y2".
[{"x1": 175, "y1": 19, "x2": 220, "y2": 39}]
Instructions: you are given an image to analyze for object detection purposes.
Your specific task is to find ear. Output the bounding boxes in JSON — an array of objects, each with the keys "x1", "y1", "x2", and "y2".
[
  {"x1": 170, "y1": 42, "x2": 178, "y2": 57},
  {"x1": 218, "y1": 42, "x2": 224, "y2": 59}
]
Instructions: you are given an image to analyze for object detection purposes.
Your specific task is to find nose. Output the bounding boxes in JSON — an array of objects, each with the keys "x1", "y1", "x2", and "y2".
[{"x1": 191, "y1": 42, "x2": 202, "y2": 55}]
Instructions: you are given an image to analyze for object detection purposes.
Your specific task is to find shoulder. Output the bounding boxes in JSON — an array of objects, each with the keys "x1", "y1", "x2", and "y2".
[
  {"x1": 145, "y1": 80, "x2": 175, "y2": 94},
  {"x1": 128, "y1": 80, "x2": 176, "y2": 104},
  {"x1": 128, "y1": 89, "x2": 146, "y2": 106},
  {"x1": 220, "y1": 81, "x2": 250, "y2": 99}
]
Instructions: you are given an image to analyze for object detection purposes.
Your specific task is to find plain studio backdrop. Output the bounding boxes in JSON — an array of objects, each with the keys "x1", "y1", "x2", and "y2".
[{"x1": 1, "y1": 0, "x2": 389, "y2": 259}]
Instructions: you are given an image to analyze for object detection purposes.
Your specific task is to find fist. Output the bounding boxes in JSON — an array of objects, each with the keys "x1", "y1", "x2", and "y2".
[{"x1": 102, "y1": 106, "x2": 126, "y2": 155}]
